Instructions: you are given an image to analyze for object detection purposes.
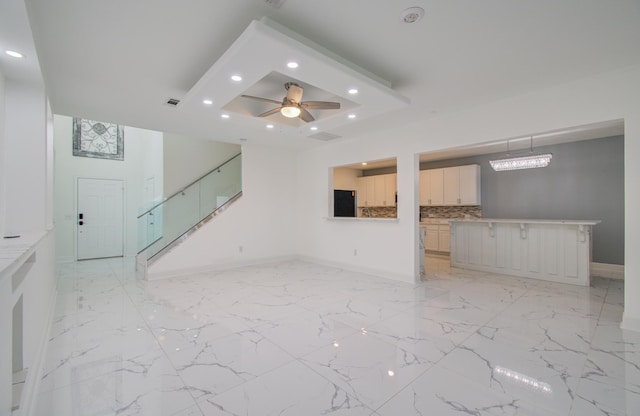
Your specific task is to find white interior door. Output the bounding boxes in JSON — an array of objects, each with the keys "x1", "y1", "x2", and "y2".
[{"x1": 77, "y1": 178, "x2": 124, "y2": 260}]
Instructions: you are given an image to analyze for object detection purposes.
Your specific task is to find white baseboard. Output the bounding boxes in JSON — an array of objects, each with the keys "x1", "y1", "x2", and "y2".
[
  {"x1": 18, "y1": 289, "x2": 57, "y2": 416},
  {"x1": 298, "y1": 255, "x2": 417, "y2": 284},
  {"x1": 591, "y1": 262, "x2": 624, "y2": 280},
  {"x1": 621, "y1": 313, "x2": 640, "y2": 333},
  {"x1": 146, "y1": 254, "x2": 418, "y2": 284},
  {"x1": 146, "y1": 255, "x2": 298, "y2": 280}
]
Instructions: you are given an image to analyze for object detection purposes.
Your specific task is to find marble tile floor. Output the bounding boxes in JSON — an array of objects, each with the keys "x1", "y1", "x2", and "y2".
[{"x1": 32, "y1": 256, "x2": 638, "y2": 415}]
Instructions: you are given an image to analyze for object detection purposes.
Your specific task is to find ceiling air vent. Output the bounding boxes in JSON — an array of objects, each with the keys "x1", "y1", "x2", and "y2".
[
  {"x1": 309, "y1": 132, "x2": 342, "y2": 141},
  {"x1": 166, "y1": 98, "x2": 180, "y2": 106},
  {"x1": 264, "y1": 0, "x2": 286, "y2": 9}
]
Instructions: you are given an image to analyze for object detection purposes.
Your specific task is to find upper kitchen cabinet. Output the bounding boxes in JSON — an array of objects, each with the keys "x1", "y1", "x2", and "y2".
[
  {"x1": 443, "y1": 165, "x2": 481, "y2": 205},
  {"x1": 419, "y1": 169, "x2": 444, "y2": 206},
  {"x1": 421, "y1": 164, "x2": 481, "y2": 206},
  {"x1": 356, "y1": 175, "x2": 375, "y2": 207},
  {"x1": 356, "y1": 173, "x2": 396, "y2": 207}
]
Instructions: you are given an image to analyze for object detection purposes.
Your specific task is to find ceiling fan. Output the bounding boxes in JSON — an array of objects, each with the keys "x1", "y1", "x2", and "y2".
[{"x1": 241, "y1": 82, "x2": 340, "y2": 122}]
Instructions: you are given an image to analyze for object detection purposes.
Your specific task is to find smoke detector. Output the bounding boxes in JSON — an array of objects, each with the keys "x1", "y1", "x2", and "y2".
[{"x1": 401, "y1": 7, "x2": 425, "y2": 24}]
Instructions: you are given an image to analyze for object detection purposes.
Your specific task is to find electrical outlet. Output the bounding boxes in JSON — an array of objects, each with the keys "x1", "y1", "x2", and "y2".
[
  {"x1": 353, "y1": 249, "x2": 358, "y2": 256},
  {"x1": 239, "y1": 245, "x2": 243, "y2": 253}
]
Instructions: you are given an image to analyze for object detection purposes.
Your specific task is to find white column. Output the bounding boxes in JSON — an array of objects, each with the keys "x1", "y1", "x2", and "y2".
[{"x1": 622, "y1": 117, "x2": 640, "y2": 331}]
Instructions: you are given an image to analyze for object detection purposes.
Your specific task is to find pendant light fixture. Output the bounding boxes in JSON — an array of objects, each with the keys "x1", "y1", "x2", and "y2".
[{"x1": 490, "y1": 136, "x2": 552, "y2": 171}]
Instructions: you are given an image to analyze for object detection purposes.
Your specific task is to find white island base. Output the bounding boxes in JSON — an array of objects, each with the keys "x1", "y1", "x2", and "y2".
[{"x1": 449, "y1": 219, "x2": 600, "y2": 286}]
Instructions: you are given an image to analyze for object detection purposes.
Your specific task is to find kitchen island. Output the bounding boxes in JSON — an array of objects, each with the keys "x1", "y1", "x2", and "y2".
[{"x1": 449, "y1": 219, "x2": 600, "y2": 286}]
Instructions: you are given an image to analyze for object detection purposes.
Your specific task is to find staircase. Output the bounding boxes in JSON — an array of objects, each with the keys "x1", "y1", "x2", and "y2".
[{"x1": 136, "y1": 153, "x2": 242, "y2": 272}]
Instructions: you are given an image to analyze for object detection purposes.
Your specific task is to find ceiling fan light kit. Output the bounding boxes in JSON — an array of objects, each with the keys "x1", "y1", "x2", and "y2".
[
  {"x1": 280, "y1": 105, "x2": 301, "y2": 118},
  {"x1": 241, "y1": 81, "x2": 340, "y2": 122}
]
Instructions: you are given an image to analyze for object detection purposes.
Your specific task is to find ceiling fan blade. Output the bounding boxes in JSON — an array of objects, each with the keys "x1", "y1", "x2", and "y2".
[
  {"x1": 241, "y1": 95, "x2": 282, "y2": 105},
  {"x1": 301, "y1": 101, "x2": 341, "y2": 110},
  {"x1": 258, "y1": 107, "x2": 282, "y2": 117},
  {"x1": 299, "y1": 107, "x2": 315, "y2": 122},
  {"x1": 286, "y1": 84, "x2": 304, "y2": 103}
]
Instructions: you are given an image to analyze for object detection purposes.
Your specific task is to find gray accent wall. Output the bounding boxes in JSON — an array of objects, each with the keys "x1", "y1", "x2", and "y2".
[{"x1": 420, "y1": 136, "x2": 624, "y2": 265}]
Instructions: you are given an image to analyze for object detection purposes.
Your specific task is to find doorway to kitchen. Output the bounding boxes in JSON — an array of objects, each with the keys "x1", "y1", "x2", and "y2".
[{"x1": 77, "y1": 178, "x2": 124, "y2": 260}]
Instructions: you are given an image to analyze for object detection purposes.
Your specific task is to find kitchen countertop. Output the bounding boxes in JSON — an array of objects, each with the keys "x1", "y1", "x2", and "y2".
[
  {"x1": 326, "y1": 217, "x2": 399, "y2": 223},
  {"x1": 419, "y1": 218, "x2": 451, "y2": 225},
  {"x1": 448, "y1": 218, "x2": 601, "y2": 225}
]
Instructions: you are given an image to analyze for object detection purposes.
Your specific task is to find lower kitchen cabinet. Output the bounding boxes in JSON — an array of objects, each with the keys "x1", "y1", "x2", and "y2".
[
  {"x1": 424, "y1": 224, "x2": 450, "y2": 253},
  {"x1": 424, "y1": 225, "x2": 439, "y2": 251},
  {"x1": 438, "y1": 225, "x2": 451, "y2": 253}
]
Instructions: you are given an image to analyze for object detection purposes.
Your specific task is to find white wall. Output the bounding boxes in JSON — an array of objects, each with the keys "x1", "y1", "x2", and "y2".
[
  {"x1": 2, "y1": 80, "x2": 47, "y2": 235},
  {"x1": 0, "y1": 69, "x2": 5, "y2": 238},
  {"x1": 163, "y1": 132, "x2": 240, "y2": 196},
  {"x1": 295, "y1": 63, "x2": 640, "y2": 329},
  {"x1": 0, "y1": 70, "x2": 55, "y2": 414},
  {"x1": 54, "y1": 115, "x2": 164, "y2": 261},
  {"x1": 148, "y1": 144, "x2": 297, "y2": 278},
  {"x1": 45, "y1": 101, "x2": 54, "y2": 229},
  {"x1": 333, "y1": 167, "x2": 360, "y2": 190}
]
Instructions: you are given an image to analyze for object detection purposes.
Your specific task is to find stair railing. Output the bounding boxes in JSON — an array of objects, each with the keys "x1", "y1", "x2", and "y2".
[{"x1": 137, "y1": 152, "x2": 242, "y2": 260}]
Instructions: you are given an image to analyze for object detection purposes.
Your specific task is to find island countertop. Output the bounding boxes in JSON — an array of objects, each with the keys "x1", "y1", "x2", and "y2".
[
  {"x1": 448, "y1": 218, "x2": 601, "y2": 226},
  {"x1": 449, "y1": 219, "x2": 598, "y2": 286}
]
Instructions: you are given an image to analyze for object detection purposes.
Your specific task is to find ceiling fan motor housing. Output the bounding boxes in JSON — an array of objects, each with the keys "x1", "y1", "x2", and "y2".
[{"x1": 241, "y1": 81, "x2": 340, "y2": 122}]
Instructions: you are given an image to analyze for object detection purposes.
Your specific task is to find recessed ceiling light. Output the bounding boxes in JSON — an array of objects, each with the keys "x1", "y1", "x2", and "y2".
[
  {"x1": 348, "y1": 114, "x2": 356, "y2": 119},
  {"x1": 286, "y1": 61, "x2": 299, "y2": 69},
  {"x1": 348, "y1": 88, "x2": 358, "y2": 95},
  {"x1": 266, "y1": 124, "x2": 274, "y2": 129},
  {"x1": 202, "y1": 99, "x2": 213, "y2": 105},
  {"x1": 231, "y1": 75, "x2": 242, "y2": 82},
  {"x1": 361, "y1": 162, "x2": 368, "y2": 166},
  {"x1": 310, "y1": 126, "x2": 318, "y2": 131},
  {"x1": 221, "y1": 114, "x2": 230, "y2": 119},
  {"x1": 5, "y1": 50, "x2": 24, "y2": 58}
]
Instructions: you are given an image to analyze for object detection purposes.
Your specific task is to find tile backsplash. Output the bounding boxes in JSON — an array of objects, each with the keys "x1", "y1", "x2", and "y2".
[
  {"x1": 420, "y1": 205, "x2": 482, "y2": 219},
  {"x1": 355, "y1": 205, "x2": 480, "y2": 219},
  {"x1": 358, "y1": 206, "x2": 397, "y2": 218}
]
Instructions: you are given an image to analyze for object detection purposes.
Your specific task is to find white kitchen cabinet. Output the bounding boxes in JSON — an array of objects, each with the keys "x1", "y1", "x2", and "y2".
[
  {"x1": 356, "y1": 176, "x2": 370, "y2": 207},
  {"x1": 382, "y1": 173, "x2": 396, "y2": 206},
  {"x1": 424, "y1": 225, "x2": 439, "y2": 251},
  {"x1": 423, "y1": 223, "x2": 450, "y2": 253},
  {"x1": 358, "y1": 176, "x2": 376, "y2": 207},
  {"x1": 419, "y1": 169, "x2": 444, "y2": 205},
  {"x1": 357, "y1": 173, "x2": 396, "y2": 207},
  {"x1": 442, "y1": 164, "x2": 481, "y2": 206},
  {"x1": 443, "y1": 167, "x2": 460, "y2": 205},
  {"x1": 373, "y1": 175, "x2": 385, "y2": 206},
  {"x1": 438, "y1": 225, "x2": 451, "y2": 252},
  {"x1": 366, "y1": 176, "x2": 376, "y2": 205},
  {"x1": 458, "y1": 164, "x2": 481, "y2": 205}
]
